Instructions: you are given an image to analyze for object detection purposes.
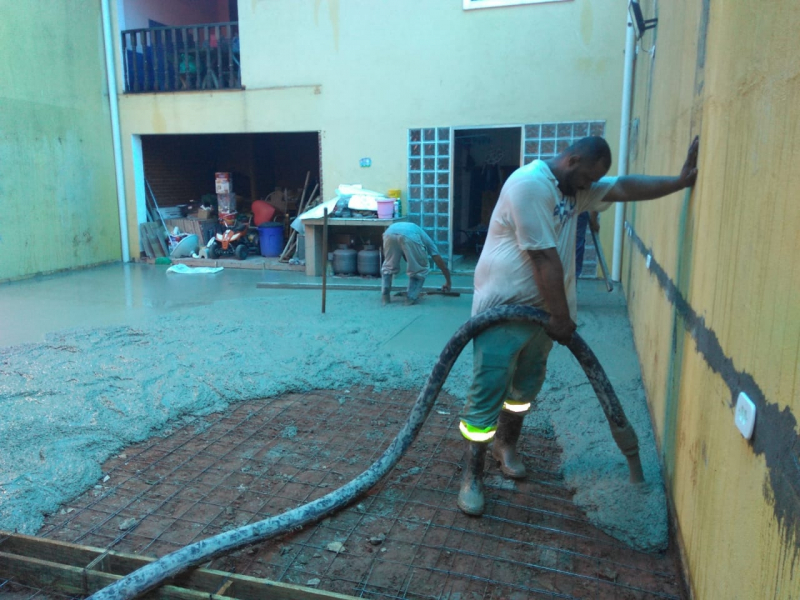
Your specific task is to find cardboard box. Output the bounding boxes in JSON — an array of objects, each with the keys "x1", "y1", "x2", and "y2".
[
  {"x1": 215, "y1": 181, "x2": 231, "y2": 194},
  {"x1": 197, "y1": 208, "x2": 213, "y2": 220}
]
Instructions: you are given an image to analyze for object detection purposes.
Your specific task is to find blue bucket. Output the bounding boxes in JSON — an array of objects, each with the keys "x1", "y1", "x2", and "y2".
[{"x1": 258, "y1": 223, "x2": 284, "y2": 257}]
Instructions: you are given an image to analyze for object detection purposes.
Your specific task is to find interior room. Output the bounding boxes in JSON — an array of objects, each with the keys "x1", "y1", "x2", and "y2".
[{"x1": 451, "y1": 127, "x2": 521, "y2": 271}]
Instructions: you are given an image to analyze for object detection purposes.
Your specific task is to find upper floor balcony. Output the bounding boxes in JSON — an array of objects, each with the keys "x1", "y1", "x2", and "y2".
[{"x1": 121, "y1": 22, "x2": 241, "y2": 94}]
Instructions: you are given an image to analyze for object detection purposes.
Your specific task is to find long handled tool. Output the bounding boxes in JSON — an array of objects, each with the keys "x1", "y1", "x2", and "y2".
[
  {"x1": 321, "y1": 207, "x2": 329, "y2": 314},
  {"x1": 590, "y1": 228, "x2": 614, "y2": 292},
  {"x1": 395, "y1": 289, "x2": 461, "y2": 298}
]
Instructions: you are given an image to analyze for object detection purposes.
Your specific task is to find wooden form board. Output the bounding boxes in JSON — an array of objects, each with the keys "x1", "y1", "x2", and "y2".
[
  {"x1": 0, "y1": 531, "x2": 358, "y2": 600},
  {"x1": 139, "y1": 222, "x2": 169, "y2": 259}
]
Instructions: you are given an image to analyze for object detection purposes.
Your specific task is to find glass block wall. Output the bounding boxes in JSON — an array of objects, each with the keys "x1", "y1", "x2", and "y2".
[
  {"x1": 523, "y1": 120, "x2": 605, "y2": 164},
  {"x1": 407, "y1": 127, "x2": 451, "y2": 256},
  {"x1": 407, "y1": 121, "x2": 605, "y2": 262}
]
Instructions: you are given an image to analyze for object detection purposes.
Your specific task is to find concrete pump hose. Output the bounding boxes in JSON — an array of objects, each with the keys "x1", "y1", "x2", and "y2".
[{"x1": 89, "y1": 305, "x2": 643, "y2": 600}]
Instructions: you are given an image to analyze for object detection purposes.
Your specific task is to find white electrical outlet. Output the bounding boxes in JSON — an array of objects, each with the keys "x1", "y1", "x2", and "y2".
[{"x1": 735, "y1": 391, "x2": 756, "y2": 440}]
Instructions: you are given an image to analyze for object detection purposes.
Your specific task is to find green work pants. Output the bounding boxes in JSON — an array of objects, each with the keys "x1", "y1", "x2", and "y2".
[{"x1": 460, "y1": 321, "x2": 553, "y2": 431}]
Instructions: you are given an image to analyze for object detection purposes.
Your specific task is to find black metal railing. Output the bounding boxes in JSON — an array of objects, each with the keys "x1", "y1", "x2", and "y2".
[{"x1": 122, "y1": 22, "x2": 241, "y2": 93}]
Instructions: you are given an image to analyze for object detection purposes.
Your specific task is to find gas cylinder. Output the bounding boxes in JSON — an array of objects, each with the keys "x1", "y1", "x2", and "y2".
[
  {"x1": 332, "y1": 244, "x2": 357, "y2": 275},
  {"x1": 357, "y1": 244, "x2": 381, "y2": 276}
]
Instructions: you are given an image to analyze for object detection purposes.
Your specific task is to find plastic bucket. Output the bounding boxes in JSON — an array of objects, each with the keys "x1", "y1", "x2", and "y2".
[
  {"x1": 258, "y1": 223, "x2": 284, "y2": 257},
  {"x1": 376, "y1": 198, "x2": 395, "y2": 219}
]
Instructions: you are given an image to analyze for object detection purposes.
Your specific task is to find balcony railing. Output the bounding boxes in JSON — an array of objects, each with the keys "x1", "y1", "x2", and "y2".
[{"x1": 122, "y1": 22, "x2": 241, "y2": 93}]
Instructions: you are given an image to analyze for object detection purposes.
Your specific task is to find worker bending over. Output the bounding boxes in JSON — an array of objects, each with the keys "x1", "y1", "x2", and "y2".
[
  {"x1": 381, "y1": 222, "x2": 452, "y2": 305},
  {"x1": 457, "y1": 135, "x2": 700, "y2": 516}
]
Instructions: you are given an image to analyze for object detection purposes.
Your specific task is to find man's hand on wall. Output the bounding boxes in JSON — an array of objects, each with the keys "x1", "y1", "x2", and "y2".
[{"x1": 679, "y1": 136, "x2": 700, "y2": 188}]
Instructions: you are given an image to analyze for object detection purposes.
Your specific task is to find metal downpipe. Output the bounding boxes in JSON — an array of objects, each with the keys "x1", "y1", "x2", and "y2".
[{"x1": 100, "y1": 0, "x2": 130, "y2": 262}]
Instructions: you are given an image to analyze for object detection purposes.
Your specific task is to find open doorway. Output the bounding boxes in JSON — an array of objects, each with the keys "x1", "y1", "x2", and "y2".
[{"x1": 451, "y1": 127, "x2": 521, "y2": 271}]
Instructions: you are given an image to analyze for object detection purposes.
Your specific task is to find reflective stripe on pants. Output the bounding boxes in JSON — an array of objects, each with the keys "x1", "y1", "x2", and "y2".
[
  {"x1": 459, "y1": 420, "x2": 496, "y2": 442},
  {"x1": 502, "y1": 400, "x2": 532, "y2": 413}
]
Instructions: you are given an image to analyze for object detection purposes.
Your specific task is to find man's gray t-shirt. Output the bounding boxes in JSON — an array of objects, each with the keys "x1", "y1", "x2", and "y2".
[{"x1": 384, "y1": 222, "x2": 440, "y2": 257}]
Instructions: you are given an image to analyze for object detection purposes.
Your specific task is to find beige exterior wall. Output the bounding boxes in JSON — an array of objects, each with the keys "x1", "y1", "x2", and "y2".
[
  {"x1": 0, "y1": 0, "x2": 120, "y2": 282},
  {"x1": 623, "y1": 1, "x2": 800, "y2": 598},
  {"x1": 113, "y1": 0, "x2": 628, "y2": 256}
]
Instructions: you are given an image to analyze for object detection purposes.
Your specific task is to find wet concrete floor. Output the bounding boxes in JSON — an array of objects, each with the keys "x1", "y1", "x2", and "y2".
[
  {"x1": 0, "y1": 261, "x2": 671, "y2": 558},
  {"x1": 0, "y1": 263, "x2": 476, "y2": 349}
]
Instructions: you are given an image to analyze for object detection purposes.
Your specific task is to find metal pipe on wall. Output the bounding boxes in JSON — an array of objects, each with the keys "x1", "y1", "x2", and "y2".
[
  {"x1": 101, "y1": 0, "x2": 130, "y2": 262},
  {"x1": 612, "y1": 13, "x2": 636, "y2": 281}
]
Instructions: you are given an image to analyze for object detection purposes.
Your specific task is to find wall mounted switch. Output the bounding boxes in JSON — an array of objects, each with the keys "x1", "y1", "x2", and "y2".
[{"x1": 735, "y1": 391, "x2": 756, "y2": 440}]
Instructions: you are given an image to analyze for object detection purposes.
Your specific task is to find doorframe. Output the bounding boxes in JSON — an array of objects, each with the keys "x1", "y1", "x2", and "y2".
[
  {"x1": 131, "y1": 135, "x2": 147, "y2": 250},
  {"x1": 447, "y1": 124, "x2": 525, "y2": 271}
]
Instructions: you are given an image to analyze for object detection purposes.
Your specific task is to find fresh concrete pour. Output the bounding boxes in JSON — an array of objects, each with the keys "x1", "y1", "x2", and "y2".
[{"x1": 0, "y1": 266, "x2": 667, "y2": 552}]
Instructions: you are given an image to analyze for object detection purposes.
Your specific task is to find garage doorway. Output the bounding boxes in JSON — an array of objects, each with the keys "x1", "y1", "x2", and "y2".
[{"x1": 136, "y1": 132, "x2": 320, "y2": 252}]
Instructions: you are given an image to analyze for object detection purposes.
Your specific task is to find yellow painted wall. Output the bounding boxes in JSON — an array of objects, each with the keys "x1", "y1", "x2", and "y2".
[
  {"x1": 113, "y1": 0, "x2": 628, "y2": 256},
  {"x1": 0, "y1": 0, "x2": 120, "y2": 282},
  {"x1": 624, "y1": 1, "x2": 800, "y2": 598}
]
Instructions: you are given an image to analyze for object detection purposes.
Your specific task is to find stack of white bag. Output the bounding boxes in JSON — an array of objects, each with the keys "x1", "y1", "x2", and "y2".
[{"x1": 291, "y1": 185, "x2": 390, "y2": 233}]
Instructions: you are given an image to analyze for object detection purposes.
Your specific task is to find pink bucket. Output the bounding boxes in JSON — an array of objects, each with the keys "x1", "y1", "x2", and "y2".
[{"x1": 376, "y1": 198, "x2": 395, "y2": 219}]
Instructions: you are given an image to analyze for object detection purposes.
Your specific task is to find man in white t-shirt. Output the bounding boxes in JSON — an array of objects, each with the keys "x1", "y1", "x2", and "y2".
[{"x1": 457, "y1": 136, "x2": 699, "y2": 516}]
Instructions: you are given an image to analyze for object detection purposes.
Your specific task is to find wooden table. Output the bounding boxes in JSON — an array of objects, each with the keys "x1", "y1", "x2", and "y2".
[{"x1": 303, "y1": 216, "x2": 407, "y2": 276}]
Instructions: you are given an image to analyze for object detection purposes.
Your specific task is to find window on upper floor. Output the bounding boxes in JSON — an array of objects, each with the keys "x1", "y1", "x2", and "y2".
[
  {"x1": 463, "y1": 0, "x2": 571, "y2": 9},
  {"x1": 119, "y1": 0, "x2": 241, "y2": 94}
]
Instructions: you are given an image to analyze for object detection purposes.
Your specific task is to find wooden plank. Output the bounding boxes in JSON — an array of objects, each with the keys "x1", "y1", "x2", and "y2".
[
  {"x1": 152, "y1": 222, "x2": 170, "y2": 256},
  {"x1": 0, "y1": 532, "x2": 101, "y2": 568},
  {"x1": 224, "y1": 575, "x2": 358, "y2": 600},
  {"x1": 0, "y1": 551, "x2": 88, "y2": 596},
  {"x1": 0, "y1": 552, "x2": 227, "y2": 599},
  {"x1": 256, "y1": 282, "x2": 471, "y2": 294},
  {"x1": 143, "y1": 224, "x2": 160, "y2": 258},
  {"x1": 0, "y1": 533, "x2": 360, "y2": 600},
  {"x1": 139, "y1": 223, "x2": 156, "y2": 259},
  {"x1": 302, "y1": 217, "x2": 407, "y2": 227},
  {"x1": 147, "y1": 223, "x2": 167, "y2": 258}
]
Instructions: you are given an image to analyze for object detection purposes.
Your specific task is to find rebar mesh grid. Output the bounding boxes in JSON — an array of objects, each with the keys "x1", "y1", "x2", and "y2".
[{"x1": 10, "y1": 388, "x2": 685, "y2": 600}]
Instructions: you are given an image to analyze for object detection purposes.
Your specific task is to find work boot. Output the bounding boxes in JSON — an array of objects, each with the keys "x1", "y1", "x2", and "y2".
[
  {"x1": 492, "y1": 411, "x2": 527, "y2": 479},
  {"x1": 457, "y1": 441, "x2": 488, "y2": 516},
  {"x1": 381, "y1": 274, "x2": 393, "y2": 305},
  {"x1": 406, "y1": 276, "x2": 425, "y2": 305}
]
